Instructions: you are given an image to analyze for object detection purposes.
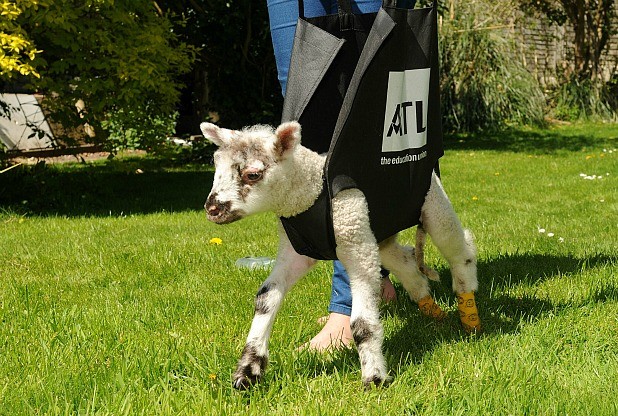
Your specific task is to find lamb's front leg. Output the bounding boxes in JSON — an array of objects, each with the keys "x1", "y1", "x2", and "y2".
[
  {"x1": 233, "y1": 223, "x2": 317, "y2": 389},
  {"x1": 332, "y1": 189, "x2": 390, "y2": 388}
]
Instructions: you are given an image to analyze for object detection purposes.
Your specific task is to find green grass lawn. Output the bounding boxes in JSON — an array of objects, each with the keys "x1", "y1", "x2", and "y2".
[{"x1": 1, "y1": 123, "x2": 617, "y2": 415}]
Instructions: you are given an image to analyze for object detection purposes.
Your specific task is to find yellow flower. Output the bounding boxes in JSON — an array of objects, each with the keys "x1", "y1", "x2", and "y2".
[
  {"x1": 209, "y1": 237, "x2": 223, "y2": 245},
  {"x1": 209, "y1": 373, "x2": 217, "y2": 380},
  {"x1": 472, "y1": 196, "x2": 479, "y2": 201}
]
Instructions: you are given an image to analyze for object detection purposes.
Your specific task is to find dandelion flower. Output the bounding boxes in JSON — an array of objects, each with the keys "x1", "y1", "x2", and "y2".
[
  {"x1": 209, "y1": 237, "x2": 223, "y2": 245},
  {"x1": 472, "y1": 196, "x2": 478, "y2": 201},
  {"x1": 209, "y1": 373, "x2": 217, "y2": 380}
]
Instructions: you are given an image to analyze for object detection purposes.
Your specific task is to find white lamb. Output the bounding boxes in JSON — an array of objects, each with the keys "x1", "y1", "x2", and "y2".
[{"x1": 201, "y1": 121, "x2": 481, "y2": 389}]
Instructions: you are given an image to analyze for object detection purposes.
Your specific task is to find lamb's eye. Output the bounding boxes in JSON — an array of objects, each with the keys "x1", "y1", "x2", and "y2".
[{"x1": 242, "y1": 170, "x2": 263, "y2": 184}]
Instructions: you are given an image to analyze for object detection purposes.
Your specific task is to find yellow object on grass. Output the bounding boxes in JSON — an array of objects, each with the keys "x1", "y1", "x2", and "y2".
[
  {"x1": 418, "y1": 296, "x2": 446, "y2": 320},
  {"x1": 457, "y1": 292, "x2": 481, "y2": 333}
]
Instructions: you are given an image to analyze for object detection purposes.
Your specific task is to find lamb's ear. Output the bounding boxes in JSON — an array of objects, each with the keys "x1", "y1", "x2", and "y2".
[
  {"x1": 200, "y1": 122, "x2": 234, "y2": 147},
  {"x1": 274, "y1": 121, "x2": 301, "y2": 159}
]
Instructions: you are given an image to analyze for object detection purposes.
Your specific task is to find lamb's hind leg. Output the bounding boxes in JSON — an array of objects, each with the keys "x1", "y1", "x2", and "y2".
[
  {"x1": 421, "y1": 172, "x2": 481, "y2": 333},
  {"x1": 233, "y1": 223, "x2": 317, "y2": 389},
  {"x1": 333, "y1": 189, "x2": 390, "y2": 388},
  {"x1": 379, "y1": 237, "x2": 446, "y2": 320}
]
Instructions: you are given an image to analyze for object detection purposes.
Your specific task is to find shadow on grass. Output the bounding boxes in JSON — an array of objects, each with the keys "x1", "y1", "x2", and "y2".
[
  {"x1": 443, "y1": 126, "x2": 617, "y2": 153},
  {"x1": 293, "y1": 252, "x2": 616, "y2": 381},
  {"x1": 0, "y1": 159, "x2": 214, "y2": 216},
  {"x1": 383, "y1": 252, "x2": 616, "y2": 369}
]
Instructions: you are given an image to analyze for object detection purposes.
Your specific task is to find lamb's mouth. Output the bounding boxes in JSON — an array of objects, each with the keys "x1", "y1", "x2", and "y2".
[{"x1": 207, "y1": 210, "x2": 243, "y2": 224}]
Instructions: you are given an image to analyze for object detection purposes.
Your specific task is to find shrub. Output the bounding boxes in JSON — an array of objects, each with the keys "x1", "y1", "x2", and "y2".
[
  {"x1": 101, "y1": 107, "x2": 178, "y2": 153},
  {"x1": 438, "y1": 0, "x2": 546, "y2": 132},
  {"x1": 551, "y1": 76, "x2": 618, "y2": 121}
]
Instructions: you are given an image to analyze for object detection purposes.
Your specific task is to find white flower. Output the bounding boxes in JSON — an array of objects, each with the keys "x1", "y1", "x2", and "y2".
[
  {"x1": 538, "y1": 228, "x2": 546, "y2": 233},
  {"x1": 558, "y1": 237, "x2": 565, "y2": 243},
  {"x1": 580, "y1": 173, "x2": 605, "y2": 180},
  {"x1": 547, "y1": 233, "x2": 554, "y2": 237}
]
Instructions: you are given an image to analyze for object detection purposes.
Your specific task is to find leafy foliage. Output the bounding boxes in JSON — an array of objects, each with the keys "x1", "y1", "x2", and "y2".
[
  {"x1": 0, "y1": 0, "x2": 42, "y2": 78},
  {"x1": 10, "y1": 0, "x2": 196, "y2": 151},
  {"x1": 101, "y1": 107, "x2": 179, "y2": 152},
  {"x1": 158, "y1": 0, "x2": 283, "y2": 133},
  {"x1": 551, "y1": 76, "x2": 618, "y2": 120}
]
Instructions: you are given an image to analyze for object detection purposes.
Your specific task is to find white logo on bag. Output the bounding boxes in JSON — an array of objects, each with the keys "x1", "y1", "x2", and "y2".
[{"x1": 382, "y1": 68, "x2": 430, "y2": 153}]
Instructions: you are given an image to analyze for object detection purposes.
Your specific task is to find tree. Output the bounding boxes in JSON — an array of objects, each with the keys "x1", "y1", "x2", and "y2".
[
  {"x1": 519, "y1": 0, "x2": 616, "y2": 80},
  {"x1": 2, "y1": 0, "x2": 196, "y2": 151}
]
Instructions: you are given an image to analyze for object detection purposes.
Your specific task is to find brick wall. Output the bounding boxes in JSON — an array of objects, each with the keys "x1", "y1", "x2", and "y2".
[{"x1": 513, "y1": 7, "x2": 618, "y2": 85}]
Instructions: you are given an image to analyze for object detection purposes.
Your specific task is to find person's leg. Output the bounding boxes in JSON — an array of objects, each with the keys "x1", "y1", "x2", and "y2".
[
  {"x1": 305, "y1": 260, "x2": 353, "y2": 351},
  {"x1": 267, "y1": 0, "x2": 299, "y2": 95},
  {"x1": 267, "y1": 0, "x2": 384, "y2": 95},
  {"x1": 307, "y1": 264, "x2": 396, "y2": 351},
  {"x1": 380, "y1": 267, "x2": 397, "y2": 303},
  {"x1": 267, "y1": 0, "x2": 336, "y2": 95}
]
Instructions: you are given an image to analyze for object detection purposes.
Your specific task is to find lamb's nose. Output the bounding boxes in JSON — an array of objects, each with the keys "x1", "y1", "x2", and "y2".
[
  {"x1": 205, "y1": 194, "x2": 221, "y2": 216},
  {"x1": 206, "y1": 204, "x2": 220, "y2": 216}
]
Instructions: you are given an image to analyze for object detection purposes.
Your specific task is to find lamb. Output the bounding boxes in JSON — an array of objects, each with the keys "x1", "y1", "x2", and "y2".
[{"x1": 201, "y1": 120, "x2": 481, "y2": 389}]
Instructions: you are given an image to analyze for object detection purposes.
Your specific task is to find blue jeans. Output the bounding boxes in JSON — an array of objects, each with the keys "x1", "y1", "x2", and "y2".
[
  {"x1": 267, "y1": 0, "x2": 382, "y2": 95},
  {"x1": 331, "y1": 260, "x2": 390, "y2": 315},
  {"x1": 267, "y1": 0, "x2": 384, "y2": 315}
]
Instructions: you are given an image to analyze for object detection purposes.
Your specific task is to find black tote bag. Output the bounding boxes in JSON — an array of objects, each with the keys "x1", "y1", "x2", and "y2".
[{"x1": 280, "y1": 0, "x2": 443, "y2": 260}]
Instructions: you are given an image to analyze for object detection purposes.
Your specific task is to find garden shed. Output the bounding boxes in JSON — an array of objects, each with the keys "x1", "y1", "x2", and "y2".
[{"x1": 0, "y1": 93, "x2": 56, "y2": 152}]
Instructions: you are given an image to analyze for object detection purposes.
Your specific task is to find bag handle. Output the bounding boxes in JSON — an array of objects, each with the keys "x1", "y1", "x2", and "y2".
[
  {"x1": 298, "y1": 0, "x2": 354, "y2": 19},
  {"x1": 382, "y1": 0, "x2": 434, "y2": 8},
  {"x1": 298, "y1": 0, "x2": 432, "y2": 17}
]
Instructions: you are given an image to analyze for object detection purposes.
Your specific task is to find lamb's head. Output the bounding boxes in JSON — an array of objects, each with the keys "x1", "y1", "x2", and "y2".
[{"x1": 201, "y1": 121, "x2": 302, "y2": 224}]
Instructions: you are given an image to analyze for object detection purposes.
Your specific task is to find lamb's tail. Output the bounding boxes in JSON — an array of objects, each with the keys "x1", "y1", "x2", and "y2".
[{"x1": 415, "y1": 226, "x2": 440, "y2": 282}]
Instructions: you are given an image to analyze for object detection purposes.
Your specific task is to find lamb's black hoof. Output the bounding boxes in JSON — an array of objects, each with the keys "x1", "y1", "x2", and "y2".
[
  {"x1": 232, "y1": 374, "x2": 258, "y2": 390},
  {"x1": 363, "y1": 375, "x2": 393, "y2": 390},
  {"x1": 232, "y1": 344, "x2": 267, "y2": 390}
]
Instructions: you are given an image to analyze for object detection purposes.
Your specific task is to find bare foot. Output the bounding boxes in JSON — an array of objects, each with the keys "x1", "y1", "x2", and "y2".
[
  {"x1": 315, "y1": 279, "x2": 397, "y2": 325},
  {"x1": 301, "y1": 312, "x2": 353, "y2": 352},
  {"x1": 381, "y1": 278, "x2": 397, "y2": 304}
]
